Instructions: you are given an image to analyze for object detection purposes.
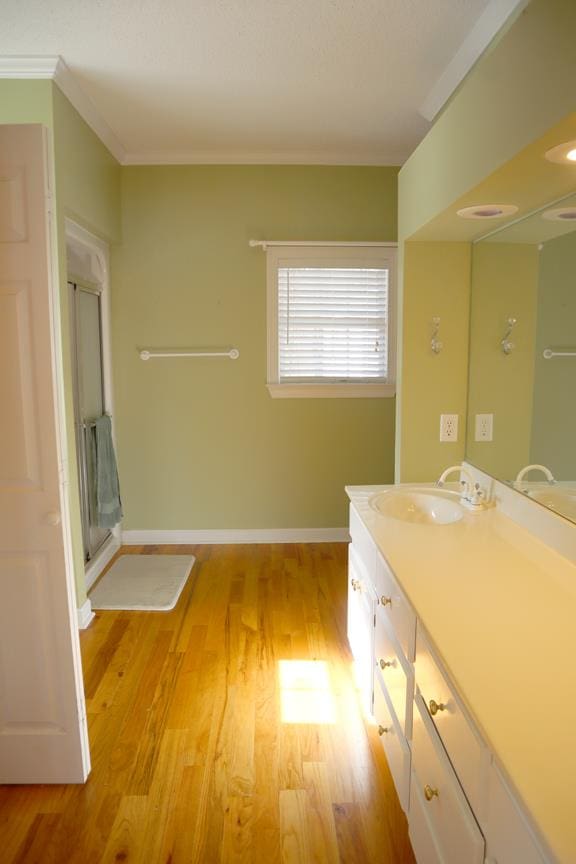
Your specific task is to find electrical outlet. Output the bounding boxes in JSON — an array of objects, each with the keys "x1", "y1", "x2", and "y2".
[
  {"x1": 440, "y1": 414, "x2": 458, "y2": 442},
  {"x1": 475, "y1": 413, "x2": 493, "y2": 442}
]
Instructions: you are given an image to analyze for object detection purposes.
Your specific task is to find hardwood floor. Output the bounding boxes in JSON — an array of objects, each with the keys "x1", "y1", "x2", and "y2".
[{"x1": 0, "y1": 544, "x2": 415, "y2": 863}]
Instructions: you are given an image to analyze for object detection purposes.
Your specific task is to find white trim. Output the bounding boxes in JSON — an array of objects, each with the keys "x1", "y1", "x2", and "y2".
[
  {"x1": 419, "y1": 0, "x2": 529, "y2": 121},
  {"x1": 122, "y1": 150, "x2": 403, "y2": 167},
  {"x1": 0, "y1": 55, "x2": 60, "y2": 78},
  {"x1": 0, "y1": 57, "x2": 403, "y2": 167},
  {"x1": 84, "y1": 534, "x2": 121, "y2": 592},
  {"x1": 122, "y1": 528, "x2": 350, "y2": 545},
  {"x1": 0, "y1": 56, "x2": 125, "y2": 163},
  {"x1": 65, "y1": 220, "x2": 121, "y2": 587},
  {"x1": 65, "y1": 219, "x2": 116, "y2": 432},
  {"x1": 77, "y1": 599, "x2": 95, "y2": 630},
  {"x1": 267, "y1": 383, "x2": 395, "y2": 399}
]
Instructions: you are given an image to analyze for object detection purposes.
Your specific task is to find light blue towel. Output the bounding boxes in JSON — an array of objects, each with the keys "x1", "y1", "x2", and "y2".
[{"x1": 94, "y1": 415, "x2": 123, "y2": 528}]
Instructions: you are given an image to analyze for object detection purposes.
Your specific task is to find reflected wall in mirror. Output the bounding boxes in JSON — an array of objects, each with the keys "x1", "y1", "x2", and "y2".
[{"x1": 466, "y1": 192, "x2": 576, "y2": 523}]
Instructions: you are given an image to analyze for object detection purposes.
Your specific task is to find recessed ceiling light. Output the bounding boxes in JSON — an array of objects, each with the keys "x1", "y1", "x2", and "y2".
[
  {"x1": 542, "y1": 207, "x2": 576, "y2": 221},
  {"x1": 544, "y1": 140, "x2": 576, "y2": 164},
  {"x1": 456, "y1": 204, "x2": 518, "y2": 220}
]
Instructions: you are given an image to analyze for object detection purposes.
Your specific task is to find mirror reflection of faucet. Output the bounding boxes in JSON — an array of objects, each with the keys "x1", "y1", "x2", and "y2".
[
  {"x1": 437, "y1": 465, "x2": 487, "y2": 510},
  {"x1": 515, "y1": 464, "x2": 556, "y2": 493}
]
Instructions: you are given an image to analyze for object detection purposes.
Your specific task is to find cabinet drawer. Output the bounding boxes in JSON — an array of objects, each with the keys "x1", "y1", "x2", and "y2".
[
  {"x1": 408, "y1": 776, "x2": 443, "y2": 864},
  {"x1": 374, "y1": 551, "x2": 416, "y2": 662},
  {"x1": 411, "y1": 695, "x2": 485, "y2": 864},
  {"x1": 349, "y1": 504, "x2": 377, "y2": 576},
  {"x1": 483, "y1": 761, "x2": 547, "y2": 864},
  {"x1": 415, "y1": 627, "x2": 487, "y2": 816},
  {"x1": 373, "y1": 675, "x2": 410, "y2": 813},
  {"x1": 375, "y1": 612, "x2": 413, "y2": 738}
]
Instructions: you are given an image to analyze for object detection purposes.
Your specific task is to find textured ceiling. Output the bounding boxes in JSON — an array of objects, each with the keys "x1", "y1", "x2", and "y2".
[{"x1": 0, "y1": 0, "x2": 493, "y2": 163}]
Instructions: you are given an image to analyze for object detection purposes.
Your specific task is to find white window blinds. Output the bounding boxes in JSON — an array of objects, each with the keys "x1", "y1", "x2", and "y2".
[{"x1": 277, "y1": 266, "x2": 389, "y2": 381}]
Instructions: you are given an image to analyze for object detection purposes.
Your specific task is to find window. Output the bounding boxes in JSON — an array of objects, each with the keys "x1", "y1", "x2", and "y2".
[{"x1": 266, "y1": 244, "x2": 396, "y2": 398}]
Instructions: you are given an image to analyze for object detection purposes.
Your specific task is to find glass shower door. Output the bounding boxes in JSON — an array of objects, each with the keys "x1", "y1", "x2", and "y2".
[{"x1": 70, "y1": 282, "x2": 111, "y2": 562}]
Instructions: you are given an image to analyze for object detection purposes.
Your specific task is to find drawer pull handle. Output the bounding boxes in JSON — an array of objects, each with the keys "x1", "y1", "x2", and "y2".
[
  {"x1": 424, "y1": 784, "x2": 439, "y2": 802},
  {"x1": 351, "y1": 579, "x2": 360, "y2": 591},
  {"x1": 428, "y1": 699, "x2": 446, "y2": 716},
  {"x1": 377, "y1": 724, "x2": 389, "y2": 736},
  {"x1": 380, "y1": 595, "x2": 392, "y2": 607},
  {"x1": 379, "y1": 658, "x2": 393, "y2": 670}
]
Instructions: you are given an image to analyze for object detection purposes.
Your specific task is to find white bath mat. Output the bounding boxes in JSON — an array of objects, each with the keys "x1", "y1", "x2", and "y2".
[{"x1": 89, "y1": 554, "x2": 195, "y2": 611}]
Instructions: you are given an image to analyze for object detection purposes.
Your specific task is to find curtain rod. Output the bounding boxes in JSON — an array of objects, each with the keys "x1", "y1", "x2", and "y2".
[{"x1": 248, "y1": 240, "x2": 396, "y2": 250}]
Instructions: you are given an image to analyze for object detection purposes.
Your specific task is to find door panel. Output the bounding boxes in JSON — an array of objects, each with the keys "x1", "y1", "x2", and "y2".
[
  {"x1": 0, "y1": 124, "x2": 89, "y2": 783},
  {"x1": 0, "y1": 280, "x2": 41, "y2": 487}
]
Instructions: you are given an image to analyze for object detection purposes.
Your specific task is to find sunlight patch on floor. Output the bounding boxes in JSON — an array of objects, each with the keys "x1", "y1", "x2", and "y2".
[{"x1": 278, "y1": 659, "x2": 337, "y2": 724}]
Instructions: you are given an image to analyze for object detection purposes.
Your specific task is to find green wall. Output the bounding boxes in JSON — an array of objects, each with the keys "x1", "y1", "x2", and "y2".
[
  {"x1": 112, "y1": 166, "x2": 398, "y2": 529},
  {"x1": 466, "y1": 243, "x2": 538, "y2": 479},
  {"x1": 399, "y1": 242, "x2": 471, "y2": 481},
  {"x1": 398, "y1": 0, "x2": 576, "y2": 241},
  {"x1": 0, "y1": 79, "x2": 53, "y2": 125},
  {"x1": 396, "y1": 0, "x2": 576, "y2": 481},
  {"x1": 51, "y1": 84, "x2": 122, "y2": 604},
  {"x1": 0, "y1": 80, "x2": 121, "y2": 606},
  {"x1": 531, "y1": 232, "x2": 576, "y2": 477}
]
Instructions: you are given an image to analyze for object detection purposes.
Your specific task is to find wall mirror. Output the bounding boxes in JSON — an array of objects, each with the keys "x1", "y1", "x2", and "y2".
[{"x1": 466, "y1": 190, "x2": 576, "y2": 523}]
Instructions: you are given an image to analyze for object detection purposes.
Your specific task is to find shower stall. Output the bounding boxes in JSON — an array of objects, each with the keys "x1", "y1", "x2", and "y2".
[{"x1": 69, "y1": 278, "x2": 111, "y2": 562}]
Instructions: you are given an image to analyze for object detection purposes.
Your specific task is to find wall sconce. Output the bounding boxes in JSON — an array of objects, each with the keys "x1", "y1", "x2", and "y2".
[
  {"x1": 501, "y1": 317, "x2": 517, "y2": 355},
  {"x1": 431, "y1": 317, "x2": 443, "y2": 354}
]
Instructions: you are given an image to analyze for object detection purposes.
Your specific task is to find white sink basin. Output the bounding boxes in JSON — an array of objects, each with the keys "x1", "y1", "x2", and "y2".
[
  {"x1": 368, "y1": 487, "x2": 464, "y2": 525},
  {"x1": 527, "y1": 488, "x2": 576, "y2": 521}
]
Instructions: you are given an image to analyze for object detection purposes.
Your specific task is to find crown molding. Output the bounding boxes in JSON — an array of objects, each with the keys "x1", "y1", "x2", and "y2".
[
  {"x1": 122, "y1": 149, "x2": 403, "y2": 167},
  {"x1": 0, "y1": 55, "x2": 60, "y2": 78},
  {"x1": 0, "y1": 56, "x2": 401, "y2": 167},
  {"x1": 0, "y1": 55, "x2": 126, "y2": 163},
  {"x1": 419, "y1": 0, "x2": 529, "y2": 122}
]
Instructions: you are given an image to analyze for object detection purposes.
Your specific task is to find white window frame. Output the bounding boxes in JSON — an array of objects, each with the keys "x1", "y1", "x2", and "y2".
[{"x1": 266, "y1": 244, "x2": 397, "y2": 398}]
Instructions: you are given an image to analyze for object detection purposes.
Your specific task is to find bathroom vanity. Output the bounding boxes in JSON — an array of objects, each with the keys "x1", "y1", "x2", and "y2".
[{"x1": 346, "y1": 481, "x2": 576, "y2": 864}]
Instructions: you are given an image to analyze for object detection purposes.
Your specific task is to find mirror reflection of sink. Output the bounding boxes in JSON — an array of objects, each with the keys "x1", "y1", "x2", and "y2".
[
  {"x1": 368, "y1": 487, "x2": 464, "y2": 525},
  {"x1": 526, "y1": 488, "x2": 576, "y2": 521}
]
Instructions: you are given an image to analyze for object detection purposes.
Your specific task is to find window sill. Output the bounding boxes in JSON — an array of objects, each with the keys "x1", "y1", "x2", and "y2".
[{"x1": 266, "y1": 382, "x2": 395, "y2": 399}]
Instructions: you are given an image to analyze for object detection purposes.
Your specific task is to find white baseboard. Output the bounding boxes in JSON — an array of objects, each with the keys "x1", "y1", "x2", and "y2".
[
  {"x1": 121, "y1": 528, "x2": 350, "y2": 545},
  {"x1": 85, "y1": 533, "x2": 121, "y2": 591},
  {"x1": 77, "y1": 598, "x2": 95, "y2": 630}
]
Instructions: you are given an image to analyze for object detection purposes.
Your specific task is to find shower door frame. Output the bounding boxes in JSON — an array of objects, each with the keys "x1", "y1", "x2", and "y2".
[
  {"x1": 66, "y1": 220, "x2": 120, "y2": 588},
  {"x1": 69, "y1": 279, "x2": 110, "y2": 562}
]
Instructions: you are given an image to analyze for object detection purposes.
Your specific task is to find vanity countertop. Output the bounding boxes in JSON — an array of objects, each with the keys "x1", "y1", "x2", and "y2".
[{"x1": 346, "y1": 484, "x2": 576, "y2": 864}]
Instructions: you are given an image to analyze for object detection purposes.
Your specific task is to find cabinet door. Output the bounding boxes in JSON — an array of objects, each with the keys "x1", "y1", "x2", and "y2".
[{"x1": 347, "y1": 544, "x2": 375, "y2": 716}]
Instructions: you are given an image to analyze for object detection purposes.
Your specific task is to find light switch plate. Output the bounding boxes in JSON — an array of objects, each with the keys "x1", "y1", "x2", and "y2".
[
  {"x1": 440, "y1": 414, "x2": 458, "y2": 442},
  {"x1": 475, "y1": 413, "x2": 494, "y2": 441}
]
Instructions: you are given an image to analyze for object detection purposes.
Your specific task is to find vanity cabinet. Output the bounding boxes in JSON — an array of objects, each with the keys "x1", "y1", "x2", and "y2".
[
  {"x1": 347, "y1": 502, "x2": 550, "y2": 864},
  {"x1": 348, "y1": 504, "x2": 416, "y2": 816}
]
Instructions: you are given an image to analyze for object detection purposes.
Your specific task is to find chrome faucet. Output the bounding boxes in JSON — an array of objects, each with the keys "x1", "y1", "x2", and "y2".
[
  {"x1": 515, "y1": 464, "x2": 555, "y2": 489},
  {"x1": 437, "y1": 465, "x2": 485, "y2": 509}
]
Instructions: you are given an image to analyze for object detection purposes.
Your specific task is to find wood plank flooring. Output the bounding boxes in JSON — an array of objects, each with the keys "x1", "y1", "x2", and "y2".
[{"x1": 0, "y1": 544, "x2": 415, "y2": 863}]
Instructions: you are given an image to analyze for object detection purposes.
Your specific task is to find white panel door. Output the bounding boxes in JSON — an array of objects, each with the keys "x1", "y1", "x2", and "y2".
[{"x1": 0, "y1": 124, "x2": 90, "y2": 782}]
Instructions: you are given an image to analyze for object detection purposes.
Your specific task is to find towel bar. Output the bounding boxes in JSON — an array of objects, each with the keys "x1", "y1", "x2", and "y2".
[
  {"x1": 543, "y1": 349, "x2": 576, "y2": 359},
  {"x1": 140, "y1": 348, "x2": 239, "y2": 360}
]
